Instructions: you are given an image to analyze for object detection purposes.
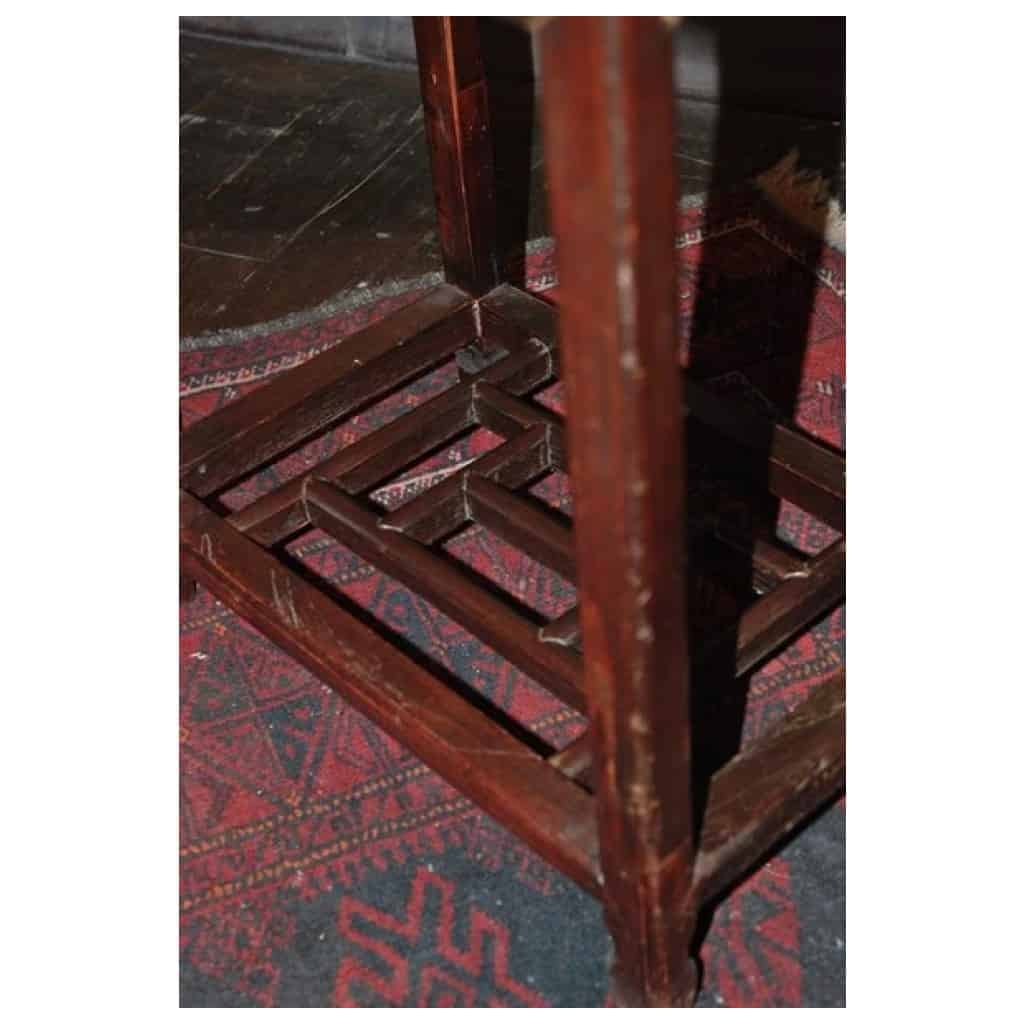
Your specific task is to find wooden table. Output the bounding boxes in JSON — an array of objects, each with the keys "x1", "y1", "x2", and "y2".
[{"x1": 180, "y1": 16, "x2": 845, "y2": 1007}]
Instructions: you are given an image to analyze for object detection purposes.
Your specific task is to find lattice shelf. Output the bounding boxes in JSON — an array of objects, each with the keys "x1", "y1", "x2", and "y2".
[{"x1": 180, "y1": 281, "x2": 845, "y2": 904}]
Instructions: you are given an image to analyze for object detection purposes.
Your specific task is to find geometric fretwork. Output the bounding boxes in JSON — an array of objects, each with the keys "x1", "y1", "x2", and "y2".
[
  {"x1": 181, "y1": 280, "x2": 845, "y2": 902},
  {"x1": 182, "y1": 14, "x2": 845, "y2": 1008}
]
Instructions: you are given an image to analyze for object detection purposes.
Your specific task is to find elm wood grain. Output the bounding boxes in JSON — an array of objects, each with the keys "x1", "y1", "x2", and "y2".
[
  {"x1": 302, "y1": 477, "x2": 586, "y2": 712},
  {"x1": 180, "y1": 490, "x2": 601, "y2": 895},
  {"x1": 693, "y1": 669, "x2": 845, "y2": 903},
  {"x1": 682, "y1": 524, "x2": 807, "y2": 600},
  {"x1": 182, "y1": 257, "x2": 841, "y2": 1004},
  {"x1": 227, "y1": 338, "x2": 555, "y2": 547},
  {"x1": 474, "y1": 381, "x2": 568, "y2": 465},
  {"x1": 545, "y1": 722, "x2": 591, "y2": 783},
  {"x1": 379, "y1": 424, "x2": 551, "y2": 543},
  {"x1": 414, "y1": 17, "x2": 499, "y2": 295},
  {"x1": 472, "y1": 18, "x2": 537, "y2": 288},
  {"x1": 538, "y1": 17, "x2": 699, "y2": 1008},
  {"x1": 180, "y1": 285, "x2": 474, "y2": 496},
  {"x1": 472, "y1": 382, "x2": 833, "y2": 597},
  {"x1": 537, "y1": 535, "x2": 792, "y2": 664}
]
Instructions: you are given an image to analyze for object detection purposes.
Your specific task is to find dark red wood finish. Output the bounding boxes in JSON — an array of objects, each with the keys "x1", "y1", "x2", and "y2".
[
  {"x1": 181, "y1": 489, "x2": 601, "y2": 895},
  {"x1": 536, "y1": 17, "x2": 699, "y2": 1007},
  {"x1": 413, "y1": 16, "x2": 499, "y2": 295},
  {"x1": 694, "y1": 669, "x2": 845, "y2": 903},
  {"x1": 180, "y1": 285, "x2": 475, "y2": 496},
  {"x1": 180, "y1": 16, "x2": 845, "y2": 1009}
]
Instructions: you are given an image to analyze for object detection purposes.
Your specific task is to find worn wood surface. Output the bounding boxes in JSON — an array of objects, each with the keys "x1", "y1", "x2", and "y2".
[
  {"x1": 465, "y1": 473, "x2": 577, "y2": 583},
  {"x1": 413, "y1": 17, "x2": 499, "y2": 294},
  {"x1": 179, "y1": 33, "x2": 843, "y2": 338},
  {"x1": 180, "y1": 260, "x2": 846, "y2": 1005},
  {"x1": 180, "y1": 285, "x2": 473, "y2": 495},
  {"x1": 227, "y1": 337, "x2": 553, "y2": 545},
  {"x1": 694, "y1": 669, "x2": 845, "y2": 902},
  {"x1": 380, "y1": 425, "x2": 548, "y2": 541},
  {"x1": 481, "y1": 284, "x2": 847, "y2": 538},
  {"x1": 544, "y1": 537, "x2": 844, "y2": 791},
  {"x1": 538, "y1": 17, "x2": 698, "y2": 1008},
  {"x1": 179, "y1": 17, "x2": 846, "y2": 1009},
  {"x1": 179, "y1": 37, "x2": 433, "y2": 334},
  {"x1": 725, "y1": 538, "x2": 845, "y2": 677},
  {"x1": 181, "y1": 489, "x2": 602, "y2": 896},
  {"x1": 305, "y1": 475, "x2": 586, "y2": 711}
]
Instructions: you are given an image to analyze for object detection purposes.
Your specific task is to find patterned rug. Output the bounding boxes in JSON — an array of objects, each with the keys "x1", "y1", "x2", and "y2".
[{"x1": 179, "y1": 192, "x2": 846, "y2": 1008}]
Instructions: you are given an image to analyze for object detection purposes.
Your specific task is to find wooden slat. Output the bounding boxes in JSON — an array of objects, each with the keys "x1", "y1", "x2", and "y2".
[
  {"x1": 728, "y1": 539, "x2": 845, "y2": 678},
  {"x1": 475, "y1": 385, "x2": 813, "y2": 594},
  {"x1": 479, "y1": 284, "x2": 560, "y2": 349},
  {"x1": 180, "y1": 489, "x2": 601, "y2": 895},
  {"x1": 182, "y1": 284, "x2": 470, "y2": 474},
  {"x1": 548, "y1": 539, "x2": 844, "y2": 787},
  {"x1": 465, "y1": 473, "x2": 577, "y2": 582},
  {"x1": 473, "y1": 379, "x2": 562, "y2": 437},
  {"x1": 473, "y1": 382, "x2": 571, "y2": 466},
  {"x1": 711, "y1": 523, "x2": 808, "y2": 594},
  {"x1": 684, "y1": 378, "x2": 845, "y2": 532},
  {"x1": 232, "y1": 385, "x2": 475, "y2": 545},
  {"x1": 180, "y1": 284, "x2": 474, "y2": 496},
  {"x1": 380, "y1": 424, "x2": 551, "y2": 543},
  {"x1": 539, "y1": 607, "x2": 581, "y2": 648},
  {"x1": 304, "y1": 478, "x2": 586, "y2": 712},
  {"x1": 693, "y1": 670, "x2": 845, "y2": 904},
  {"x1": 227, "y1": 340, "x2": 553, "y2": 547},
  {"x1": 540, "y1": 532, "x2": 802, "y2": 651},
  {"x1": 547, "y1": 723, "x2": 592, "y2": 783},
  {"x1": 482, "y1": 283, "x2": 845, "y2": 532},
  {"x1": 478, "y1": 286, "x2": 562, "y2": 376}
]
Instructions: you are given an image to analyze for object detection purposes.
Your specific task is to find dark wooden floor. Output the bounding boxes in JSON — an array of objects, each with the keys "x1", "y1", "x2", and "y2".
[{"x1": 180, "y1": 33, "x2": 843, "y2": 338}]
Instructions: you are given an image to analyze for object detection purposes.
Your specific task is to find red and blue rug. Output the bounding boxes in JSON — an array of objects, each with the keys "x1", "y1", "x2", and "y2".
[{"x1": 180, "y1": 192, "x2": 845, "y2": 1007}]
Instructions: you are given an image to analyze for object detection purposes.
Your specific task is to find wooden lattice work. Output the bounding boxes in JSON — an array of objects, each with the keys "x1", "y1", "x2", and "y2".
[{"x1": 180, "y1": 15, "x2": 844, "y2": 1008}]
